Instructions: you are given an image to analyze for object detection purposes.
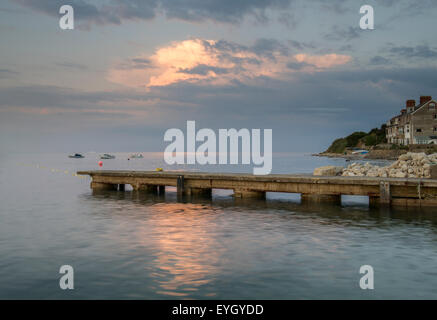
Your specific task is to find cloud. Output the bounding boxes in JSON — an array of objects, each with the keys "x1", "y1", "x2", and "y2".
[
  {"x1": 55, "y1": 62, "x2": 88, "y2": 70},
  {"x1": 370, "y1": 56, "x2": 391, "y2": 65},
  {"x1": 389, "y1": 45, "x2": 437, "y2": 59},
  {"x1": 159, "y1": 0, "x2": 292, "y2": 24},
  {"x1": 325, "y1": 26, "x2": 361, "y2": 41},
  {"x1": 15, "y1": 0, "x2": 123, "y2": 27},
  {"x1": 178, "y1": 64, "x2": 230, "y2": 76},
  {"x1": 3, "y1": 66, "x2": 437, "y2": 153},
  {"x1": 14, "y1": 0, "x2": 293, "y2": 27},
  {"x1": 286, "y1": 61, "x2": 311, "y2": 70},
  {"x1": 294, "y1": 53, "x2": 351, "y2": 69},
  {"x1": 300, "y1": 67, "x2": 437, "y2": 95},
  {"x1": 0, "y1": 68, "x2": 18, "y2": 79},
  {"x1": 0, "y1": 84, "x2": 200, "y2": 117},
  {"x1": 107, "y1": 38, "x2": 351, "y2": 88},
  {"x1": 13, "y1": 0, "x2": 437, "y2": 31},
  {"x1": 0, "y1": 85, "x2": 120, "y2": 109}
]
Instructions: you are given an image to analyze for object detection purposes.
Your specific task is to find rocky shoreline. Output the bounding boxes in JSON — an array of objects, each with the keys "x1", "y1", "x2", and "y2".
[{"x1": 314, "y1": 152, "x2": 437, "y2": 179}]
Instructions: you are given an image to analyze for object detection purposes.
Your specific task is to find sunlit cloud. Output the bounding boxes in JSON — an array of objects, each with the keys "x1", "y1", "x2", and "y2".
[
  {"x1": 294, "y1": 53, "x2": 352, "y2": 69},
  {"x1": 107, "y1": 38, "x2": 352, "y2": 89}
]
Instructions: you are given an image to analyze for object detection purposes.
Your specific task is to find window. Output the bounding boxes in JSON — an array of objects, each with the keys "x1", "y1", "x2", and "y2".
[
  {"x1": 430, "y1": 103, "x2": 436, "y2": 110},
  {"x1": 416, "y1": 128, "x2": 422, "y2": 133},
  {"x1": 434, "y1": 127, "x2": 437, "y2": 132},
  {"x1": 434, "y1": 114, "x2": 437, "y2": 120}
]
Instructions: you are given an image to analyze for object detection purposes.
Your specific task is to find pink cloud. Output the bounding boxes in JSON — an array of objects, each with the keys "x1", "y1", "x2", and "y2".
[
  {"x1": 107, "y1": 39, "x2": 352, "y2": 89},
  {"x1": 294, "y1": 53, "x2": 352, "y2": 69}
]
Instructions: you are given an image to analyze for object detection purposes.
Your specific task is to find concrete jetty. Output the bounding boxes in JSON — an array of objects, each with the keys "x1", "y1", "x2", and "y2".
[{"x1": 77, "y1": 170, "x2": 437, "y2": 207}]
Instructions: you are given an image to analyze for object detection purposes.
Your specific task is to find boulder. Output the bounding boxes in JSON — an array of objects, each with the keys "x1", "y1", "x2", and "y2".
[
  {"x1": 314, "y1": 166, "x2": 344, "y2": 176},
  {"x1": 398, "y1": 153, "x2": 412, "y2": 161},
  {"x1": 394, "y1": 171, "x2": 407, "y2": 178},
  {"x1": 340, "y1": 153, "x2": 437, "y2": 179},
  {"x1": 431, "y1": 165, "x2": 437, "y2": 179},
  {"x1": 411, "y1": 152, "x2": 426, "y2": 161}
]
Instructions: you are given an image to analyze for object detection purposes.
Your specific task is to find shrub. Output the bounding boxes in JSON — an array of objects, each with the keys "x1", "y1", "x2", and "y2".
[
  {"x1": 326, "y1": 138, "x2": 348, "y2": 153},
  {"x1": 345, "y1": 132, "x2": 367, "y2": 147},
  {"x1": 363, "y1": 134, "x2": 377, "y2": 146},
  {"x1": 325, "y1": 125, "x2": 387, "y2": 153}
]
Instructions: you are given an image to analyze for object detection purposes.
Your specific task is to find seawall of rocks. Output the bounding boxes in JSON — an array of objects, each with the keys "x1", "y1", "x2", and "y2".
[{"x1": 341, "y1": 153, "x2": 437, "y2": 179}]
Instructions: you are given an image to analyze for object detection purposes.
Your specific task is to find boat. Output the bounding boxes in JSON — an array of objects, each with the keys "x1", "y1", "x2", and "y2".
[
  {"x1": 68, "y1": 153, "x2": 84, "y2": 159},
  {"x1": 100, "y1": 154, "x2": 116, "y2": 159},
  {"x1": 129, "y1": 153, "x2": 144, "y2": 159},
  {"x1": 351, "y1": 150, "x2": 369, "y2": 155}
]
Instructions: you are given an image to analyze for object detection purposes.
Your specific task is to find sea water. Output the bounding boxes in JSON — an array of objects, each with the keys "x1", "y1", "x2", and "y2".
[{"x1": 0, "y1": 152, "x2": 436, "y2": 299}]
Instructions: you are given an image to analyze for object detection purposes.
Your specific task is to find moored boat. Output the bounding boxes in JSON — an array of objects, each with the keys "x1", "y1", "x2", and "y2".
[
  {"x1": 100, "y1": 154, "x2": 116, "y2": 159},
  {"x1": 130, "y1": 153, "x2": 144, "y2": 159},
  {"x1": 68, "y1": 153, "x2": 85, "y2": 159}
]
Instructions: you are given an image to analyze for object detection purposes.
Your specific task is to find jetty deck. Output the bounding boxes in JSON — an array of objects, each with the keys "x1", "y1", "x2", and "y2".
[{"x1": 77, "y1": 170, "x2": 437, "y2": 207}]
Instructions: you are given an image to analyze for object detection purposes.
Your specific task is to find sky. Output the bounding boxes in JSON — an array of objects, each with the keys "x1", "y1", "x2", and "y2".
[{"x1": 1, "y1": 0, "x2": 437, "y2": 153}]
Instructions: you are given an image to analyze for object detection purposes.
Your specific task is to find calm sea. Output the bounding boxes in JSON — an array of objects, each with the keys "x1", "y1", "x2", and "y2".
[{"x1": 1, "y1": 152, "x2": 437, "y2": 299}]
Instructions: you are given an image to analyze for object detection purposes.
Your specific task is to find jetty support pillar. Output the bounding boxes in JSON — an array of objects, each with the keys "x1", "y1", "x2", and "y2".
[
  {"x1": 233, "y1": 189, "x2": 266, "y2": 199},
  {"x1": 301, "y1": 193, "x2": 341, "y2": 205},
  {"x1": 158, "y1": 185, "x2": 165, "y2": 195},
  {"x1": 177, "y1": 175, "x2": 185, "y2": 196},
  {"x1": 91, "y1": 182, "x2": 117, "y2": 191},
  {"x1": 186, "y1": 187, "x2": 212, "y2": 197},
  {"x1": 369, "y1": 181, "x2": 391, "y2": 206},
  {"x1": 132, "y1": 184, "x2": 158, "y2": 194}
]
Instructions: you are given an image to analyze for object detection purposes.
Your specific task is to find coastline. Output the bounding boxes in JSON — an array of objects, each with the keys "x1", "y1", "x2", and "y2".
[{"x1": 313, "y1": 149, "x2": 407, "y2": 161}]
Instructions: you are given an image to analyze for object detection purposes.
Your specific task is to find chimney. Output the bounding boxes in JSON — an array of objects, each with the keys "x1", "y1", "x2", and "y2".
[
  {"x1": 406, "y1": 100, "x2": 415, "y2": 108},
  {"x1": 420, "y1": 96, "x2": 432, "y2": 105}
]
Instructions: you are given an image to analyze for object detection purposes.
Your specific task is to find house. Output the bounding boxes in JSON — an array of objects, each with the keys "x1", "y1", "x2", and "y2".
[{"x1": 386, "y1": 96, "x2": 437, "y2": 145}]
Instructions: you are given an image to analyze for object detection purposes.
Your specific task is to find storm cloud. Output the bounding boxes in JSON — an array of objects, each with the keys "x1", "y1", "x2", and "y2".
[
  {"x1": 389, "y1": 45, "x2": 437, "y2": 59},
  {"x1": 14, "y1": 0, "x2": 293, "y2": 26}
]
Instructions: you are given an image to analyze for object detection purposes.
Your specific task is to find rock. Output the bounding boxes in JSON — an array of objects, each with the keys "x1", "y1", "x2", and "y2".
[
  {"x1": 367, "y1": 171, "x2": 379, "y2": 177},
  {"x1": 394, "y1": 171, "x2": 407, "y2": 178},
  {"x1": 314, "y1": 166, "x2": 344, "y2": 176},
  {"x1": 411, "y1": 152, "x2": 426, "y2": 161},
  {"x1": 340, "y1": 152, "x2": 437, "y2": 179},
  {"x1": 431, "y1": 165, "x2": 437, "y2": 179},
  {"x1": 398, "y1": 154, "x2": 411, "y2": 161}
]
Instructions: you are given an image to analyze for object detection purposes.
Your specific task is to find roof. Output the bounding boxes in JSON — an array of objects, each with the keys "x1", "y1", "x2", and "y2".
[{"x1": 411, "y1": 99, "x2": 437, "y2": 115}]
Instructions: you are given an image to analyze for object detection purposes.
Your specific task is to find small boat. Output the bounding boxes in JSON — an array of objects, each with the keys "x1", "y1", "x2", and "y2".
[
  {"x1": 352, "y1": 150, "x2": 369, "y2": 155},
  {"x1": 68, "y1": 153, "x2": 84, "y2": 159},
  {"x1": 100, "y1": 154, "x2": 116, "y2": 159},
  {"x1": 130, "y1": 153, "x2": 144, "y2": 159}
]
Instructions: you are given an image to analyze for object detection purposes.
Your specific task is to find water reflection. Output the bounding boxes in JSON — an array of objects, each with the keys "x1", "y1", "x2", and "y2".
[
  {"x1": 84, "y1": 191, "x2": 225, "y2": 297},
  {"x1": 80, "y1": 190, "x2": 437, "y2": 299},
  {"x1": 85, "y1": 189, "x2": 437, "y2": 232},
  {"x1": 140, "y1": 202, "x2": 224, "y2": 297}
]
